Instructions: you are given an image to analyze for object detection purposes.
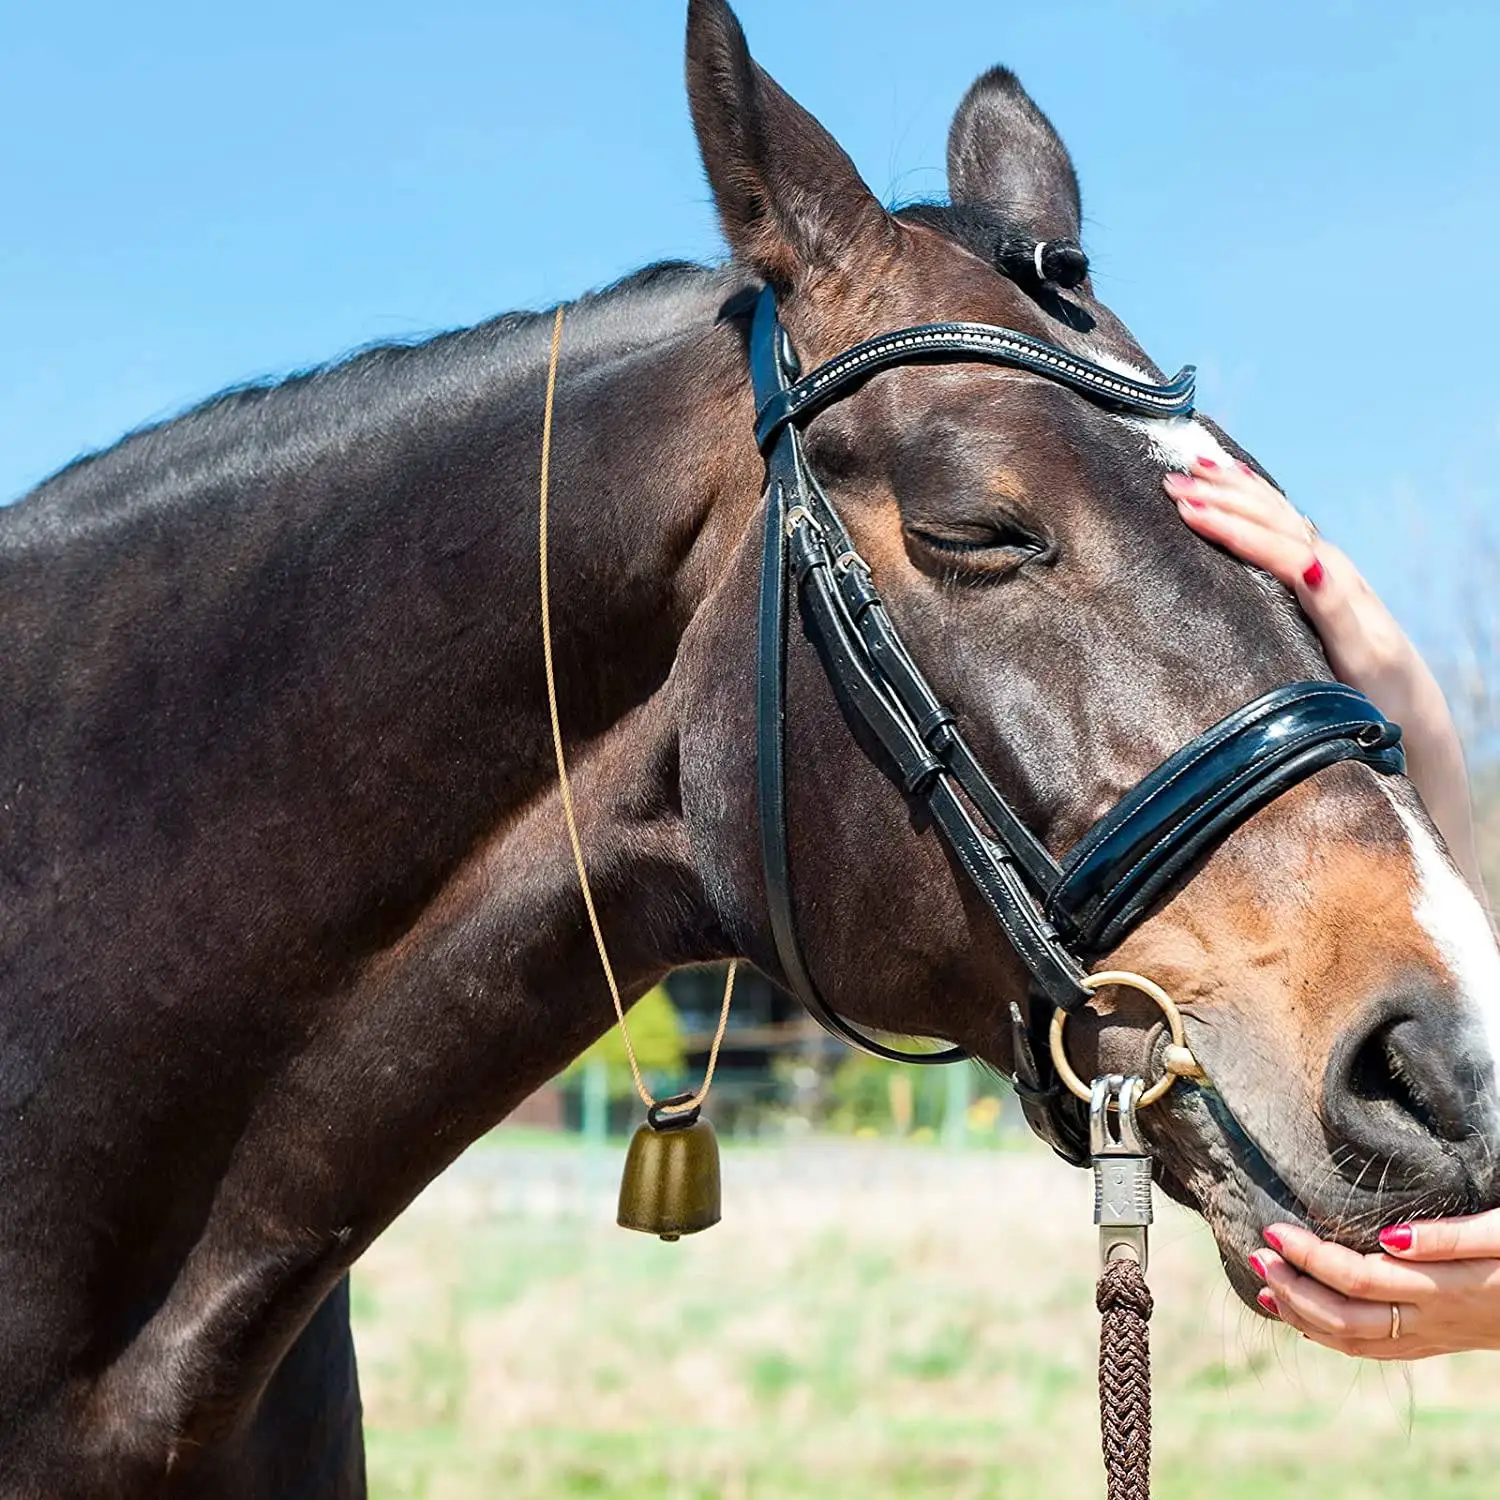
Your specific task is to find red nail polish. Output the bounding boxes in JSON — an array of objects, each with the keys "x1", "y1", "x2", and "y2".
[
  {"x1": 1236, "y1": 461, "x2": 1255, "y2": 476},
  {"x1": 1196, "y1": 456, "x2": 1218, "y2": 469},
  {"x1": 1248, "y1": 1252, "x2": 1270, "y2": 1281},
  {"x1": 1257, "y1": 1289, "x2": 1279, "y2": 1315},
  {"x1": 1380, "y1": 1225, "x2": 1413, "y2": 1253},
  {"x1": 1179, "y1": 494, "x2": 1208, "y2": 509},
  {"x1": 1263, "y1": 1227, "x2": 1285, "y2": 1253},
  {"x1": 1301, "y1": 560, "x2": 1325, "y2": 589}
]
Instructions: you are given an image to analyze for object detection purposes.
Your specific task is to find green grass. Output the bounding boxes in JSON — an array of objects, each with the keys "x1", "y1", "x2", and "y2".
[{"x1": 354, "y1": 1139, "x2": 1500, "y2": 1498}]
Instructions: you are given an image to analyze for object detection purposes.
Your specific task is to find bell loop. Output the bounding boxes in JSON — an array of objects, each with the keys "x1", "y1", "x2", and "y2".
[{"x1": 646, "y1": 1093, "x2": 703, "y2": 1133}]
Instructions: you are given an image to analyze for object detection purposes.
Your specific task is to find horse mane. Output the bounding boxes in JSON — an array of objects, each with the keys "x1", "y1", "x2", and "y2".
[
  {"x1": 8, "y1": 259, "x2": 742, "y2": 526},
  {"x1": 895, "y1": 201, "x2": 1089, "y2": 290}
]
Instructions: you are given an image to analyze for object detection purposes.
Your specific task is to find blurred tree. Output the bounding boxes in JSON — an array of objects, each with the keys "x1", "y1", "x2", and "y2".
[
  {"x1": 1433, "y1": 513, "x2": 1499, "y2": 757},
  {"x1": 826, "y1": 1053, "x2": 1006, "y2": 1139},
  {"x1": 1422, "y1": 507, "x2": 1497, "y2": 897},
  {"x1": 563, "y1": 984, "x2": 685, "y2": 1099},
  {"x1": 1474, "y1": 765, "x2": 1499, "y2": 903}
]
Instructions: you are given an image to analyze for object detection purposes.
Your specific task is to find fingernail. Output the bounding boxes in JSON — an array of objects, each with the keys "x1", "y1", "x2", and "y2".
[
  {"x1": 1380, "y1": 1224, "x2": 1413, "y2": 1253},
  {"x1": 1257, "y1": 1290, "x2": 1280, "y2": 1316},
  {"x1": 1263, "y1": 1227, "x2": 1285, "y2": 1253},
  {"x1": 1249, "y1": 1252, "x2": 1270, "y2": 1281},
  {"x1": 1164, "y1": 476, "x2": 1207, "y2": 506},
  {"x1": 1301, "y1": 559, "x2": 1325, "y2": 589},
  {"x1": 1236, "y1": 461, "x2": 1255, "y2": 476},
  {"x1": 1195, "y1": 456, "x2": 1218, "y2": 469}
]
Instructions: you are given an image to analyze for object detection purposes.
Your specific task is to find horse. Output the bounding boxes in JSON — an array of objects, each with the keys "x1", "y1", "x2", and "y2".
[{"x1": 2, "y1": 1, "x2": 1497, "y2": 1493}]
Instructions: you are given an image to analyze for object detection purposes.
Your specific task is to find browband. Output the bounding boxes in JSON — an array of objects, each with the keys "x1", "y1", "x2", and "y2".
[{"x1": 756, "y1": 320, "x2": 1197, "y2": 451}]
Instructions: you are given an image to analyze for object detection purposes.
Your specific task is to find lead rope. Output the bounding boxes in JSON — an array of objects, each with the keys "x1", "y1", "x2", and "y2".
[
  {"x1": 1052, "y1": 978, "x2": 1208, "y2": 1500},
  {"x1": 538, "y1": 304, "x2": 736, "y2": 1114},
  {"x1": 1097, "y1": 1258, "x2": 1154, "y2": 1500}
]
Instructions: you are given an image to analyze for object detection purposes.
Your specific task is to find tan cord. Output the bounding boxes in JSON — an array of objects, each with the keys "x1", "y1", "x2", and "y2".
[{"x1": 538, "y1": 303, "x2": 736, "y2": 1114}]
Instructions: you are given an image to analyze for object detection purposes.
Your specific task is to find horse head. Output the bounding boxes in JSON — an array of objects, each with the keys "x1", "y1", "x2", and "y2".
[{"x1": 675, "y1": 0, "x2": 1500, "y2": 1305}]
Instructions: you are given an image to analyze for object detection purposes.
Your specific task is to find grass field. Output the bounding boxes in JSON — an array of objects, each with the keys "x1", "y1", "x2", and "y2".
[{"x1": 351, "y1": 1134, "x2": 1500, "y2": 1499}]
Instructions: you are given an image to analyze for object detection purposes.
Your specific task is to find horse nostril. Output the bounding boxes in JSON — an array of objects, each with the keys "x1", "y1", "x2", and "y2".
[
  {"x1": 1329, "y1": 1006, "x2": 1488, "y2": 1161},
  {"x1": 1347, "y1": 1018, "x2": 1459, "y2": 1139}
]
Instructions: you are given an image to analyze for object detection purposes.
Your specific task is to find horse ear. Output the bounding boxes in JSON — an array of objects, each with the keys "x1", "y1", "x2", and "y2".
[
  {"x1": 685, "y1": 0, "x2": 892, "y2": 287},
  {"x1": 947, "y1": 67, "x2": 1083, "y2": 245}
]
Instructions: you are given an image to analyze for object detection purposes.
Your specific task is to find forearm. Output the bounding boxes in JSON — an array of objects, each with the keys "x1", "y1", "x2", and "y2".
[{"x1": 1351, "y1": 648, "x2": 1487, "y2": 902}]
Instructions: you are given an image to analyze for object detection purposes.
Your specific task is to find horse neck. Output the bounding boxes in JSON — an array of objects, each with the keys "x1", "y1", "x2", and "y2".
[
  {"x1": 0, "y1": 272, "x2": 768, "y2": 1436},
  {"x1": 4, "y1": 271, "x2": 759, "y2": 998}
]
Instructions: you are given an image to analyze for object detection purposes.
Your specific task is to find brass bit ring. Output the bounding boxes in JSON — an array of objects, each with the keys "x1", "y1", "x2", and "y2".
[{"x1": 1050, "y1": 970, "x2": 1207, "y2": 1108}]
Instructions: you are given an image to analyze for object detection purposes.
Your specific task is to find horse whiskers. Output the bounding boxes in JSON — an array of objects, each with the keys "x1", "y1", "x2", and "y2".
[
  {"x1": 1287, "y1": 1144, "x2": 1418, "y2": 1243},
  {"x1": 1336, "y1": 1153, "x2": 1379, "y2": 1236},
  {"x1": 1459, "y1": 1119, "x2": 1497, "y2": 1184},
  {"x1": 1294, "y1": 1144, "x2": 1362, "y2": 1231},
  {"x1": 1274, "y1": 1117, "x2": 1498, "y2": 1246}
]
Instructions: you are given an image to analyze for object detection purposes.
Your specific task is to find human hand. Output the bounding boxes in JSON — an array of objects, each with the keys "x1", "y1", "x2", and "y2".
[
  {"x1": 1250, "y1": 1216, "x2": 1500, "y2": 1359},
  {"x1": 1163, "y1": 458, "x2": 1484, "y2": 896},
  {"x1": 1164, "y1": 458, "x2": 1418, "y2": 716}
]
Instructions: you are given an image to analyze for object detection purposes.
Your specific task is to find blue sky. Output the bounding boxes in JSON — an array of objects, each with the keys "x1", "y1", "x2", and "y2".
[{"x1": 3, "y1": 0, "x2": 1496, "y2": 652}]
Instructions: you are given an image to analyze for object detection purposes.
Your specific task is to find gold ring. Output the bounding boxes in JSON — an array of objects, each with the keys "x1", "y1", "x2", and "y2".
[
  {"x1": 1390, "y1": 1303, "x2": 1402, "y2": 1341},
  {"x1": 1048, "y1": 970, "x2": 1206, "y2": 1108}
]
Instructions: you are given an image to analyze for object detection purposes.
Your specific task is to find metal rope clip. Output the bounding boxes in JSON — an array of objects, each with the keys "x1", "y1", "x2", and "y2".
[{"x1": 1091, "y1": 1075, "x2": 1153, "y2": 1273}]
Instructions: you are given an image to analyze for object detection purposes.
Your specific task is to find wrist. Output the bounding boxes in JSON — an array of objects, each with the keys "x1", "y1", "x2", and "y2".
[{"x1": 1329, "y1": 637, "x2": 1433, "y2": 728}]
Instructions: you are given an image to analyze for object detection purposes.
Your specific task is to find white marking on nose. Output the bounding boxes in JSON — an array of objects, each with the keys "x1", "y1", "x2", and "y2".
[{"x1": 1391, "y1": 798, "x2": 1500, "y2": 1120}]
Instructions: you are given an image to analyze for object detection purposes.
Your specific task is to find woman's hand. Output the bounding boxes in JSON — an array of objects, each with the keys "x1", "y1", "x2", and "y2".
[
  {"x1": 1250, "y1": 1217, "x2": 1500, "y2": 1359},
  {"x1": 1163, "y1": 458, "x2": 1485, "y2": 897}
]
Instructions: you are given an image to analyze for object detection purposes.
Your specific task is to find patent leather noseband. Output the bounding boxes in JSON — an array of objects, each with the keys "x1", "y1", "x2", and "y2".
[{"x1": 748, "y1": 285, "x2": 1405, "y2": 1162}]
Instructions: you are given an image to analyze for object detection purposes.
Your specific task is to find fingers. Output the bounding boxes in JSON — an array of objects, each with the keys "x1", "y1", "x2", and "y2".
[
  {"x1": 1163, "y1": 464, "x2": 1322, "y2": 596},
  {"x1": 1250, "y1": 1247, "x2": 1419, "y2": 1343},
  {"x1": 1161, "y1": 460, "x2": 1414, "y2": 692},
  {"x1": 1378, "y1": 1208, "x2": 1500, "y2": 1261},
  {"x1": 1260, "y1": 1279, "x2": 1437, "y2": 1361},
  {"x1": 1166, "y1": 457, "x2": 1310, "y2": 542},
  {"x1": 1263, "y1": 1267, "x2": 1402, "y2": 1341},
  {"x1": 1259, "y1": 1223, "x2": 1439, "y2": 1300},
  {"x1": 1169, "y1": 493, "x2": 1316, "y2": 589},
  {"x1": 1250, "y1": 1224, "x2": 1437, "y2": 1351},
  {"x1": 1249, "y1": 1218, "x2": 1500, "y2": 1361},
  {"x1": 1271, "y1": 1302, "x2": 1421, "y2": 1361}
]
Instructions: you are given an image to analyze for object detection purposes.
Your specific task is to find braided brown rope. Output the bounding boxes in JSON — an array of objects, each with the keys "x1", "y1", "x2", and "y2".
[{"x1": 1097, "y1": 1258, "x2": 1154, "y2": 1500}]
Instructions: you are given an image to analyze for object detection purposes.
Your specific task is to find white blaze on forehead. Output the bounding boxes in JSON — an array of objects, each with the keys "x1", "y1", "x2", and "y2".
[
  {"x1": 1392, "y1": 798, "x2": 1500, "y2": 1113},
  {"x1": 1087, "y1": 344, "x2": 1313, "y2": 644},
  {"x1": 1118, "y1": 414, "x2": 1237, "y2": 472},
  {"x1": 1081, "y1": 347, "x2": 1238, "y2": 471}
]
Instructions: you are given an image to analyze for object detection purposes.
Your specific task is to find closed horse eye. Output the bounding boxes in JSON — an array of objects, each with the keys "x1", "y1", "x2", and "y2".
[{"x1": 906, "y1": 520, "x2": 1048, "y2": 563}]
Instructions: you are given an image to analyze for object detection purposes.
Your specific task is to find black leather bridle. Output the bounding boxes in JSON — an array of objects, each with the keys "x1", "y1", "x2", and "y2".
[{"x1": 749, "y1": 284, "x2": 1407, "y2": 1163}]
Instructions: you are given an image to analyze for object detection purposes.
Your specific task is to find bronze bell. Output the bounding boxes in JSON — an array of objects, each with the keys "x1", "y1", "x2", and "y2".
[{"x1": 617, "y1": 1095, "x2": 721, "y2": 1241}]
